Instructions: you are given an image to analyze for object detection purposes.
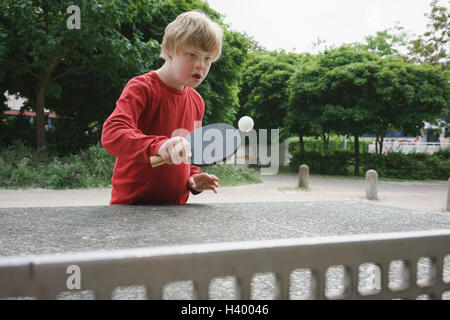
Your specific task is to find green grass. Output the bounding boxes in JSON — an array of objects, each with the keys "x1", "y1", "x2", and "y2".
[
  {"x1": 0, "y1": 141, "x2": 262, "y2": 189},
  {"x1": 202, "y1": 164, "x2": 262, "y2": 186}
]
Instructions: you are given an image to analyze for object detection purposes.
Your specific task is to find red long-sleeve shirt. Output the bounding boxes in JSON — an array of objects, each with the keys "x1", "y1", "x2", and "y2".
[{"x1": 101, "y1": 71, "x2": 203, "y2": 205}]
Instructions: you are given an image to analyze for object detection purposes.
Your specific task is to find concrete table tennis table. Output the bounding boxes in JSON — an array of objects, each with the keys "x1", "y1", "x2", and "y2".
[{"x1": 1, "y1": 201, "x2": 450, "y2": 299}]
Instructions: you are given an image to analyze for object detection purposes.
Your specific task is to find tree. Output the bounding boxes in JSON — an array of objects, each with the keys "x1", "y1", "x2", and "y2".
[
  {"x1": 370, "y1": 57, "x2": 449, "y2": 154},
  {"x1": 0, "y1": 0, "x2": 250, "y2": 156},
  {"x1": 238, "y1": 50, "x2": 303, "y2": 134},
  {"x1": 364, "y1": 24, "x2": 409, "y2": 58},
  {"x1": 408, "y1": 0, "x2": 449, "y2": 66},
  {"x1": 288, "y1": 45, "x2": 449, "y2": 175},
  {"x1": 289, "y1": 46, "x2": 381, "y2": 173},
  {"x1": 377, "y1": 57, "x2": 449, "y2": 136},
  {"x1": 286, "y1": 53, "x2": 323, "y2": 153},
  {"x1": 0, "y1": 0, "x2": 162, "y2": 157}
]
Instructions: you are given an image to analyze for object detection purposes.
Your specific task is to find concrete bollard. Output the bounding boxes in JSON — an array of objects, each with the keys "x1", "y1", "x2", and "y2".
[
  {"x1": 298, "y1": 164, "x2": 309, "y2": 189},
  {"x1": 365, "y1": 170, "x2": 378, "y2": 200},
  {"x1": 447, "y1": 178, "x2": 450, "y2": 212}
]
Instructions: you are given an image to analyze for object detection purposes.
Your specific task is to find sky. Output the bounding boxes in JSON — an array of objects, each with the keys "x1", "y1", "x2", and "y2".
[{"x1": 206, "y1": 0, "x2": 434, "y2": 53}]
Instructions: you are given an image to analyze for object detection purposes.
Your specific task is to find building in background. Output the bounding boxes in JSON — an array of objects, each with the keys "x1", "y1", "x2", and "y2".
[
  {"x1": 367, "y1": 121, "x2": 449, "y2": 155},
  {"x1": 3, "y1": 91, "x2": 55, "y2": 128}
]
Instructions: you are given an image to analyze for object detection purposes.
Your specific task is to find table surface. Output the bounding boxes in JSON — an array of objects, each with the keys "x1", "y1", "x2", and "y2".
[{"x1": 2, "y1": 201, "x2": 450, "y2": 257}]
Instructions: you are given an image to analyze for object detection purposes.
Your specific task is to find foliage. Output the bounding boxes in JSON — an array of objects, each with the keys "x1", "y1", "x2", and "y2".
[
  {"x1": 0, "y1": 0, "x2": 161, "y2": 155},
  {"x1": 361, "y1": 151, "x2": 449, "y2": 180},
  {"x1": 288, "y1": 151, "x2": 353, "y2": 176},
  {"x1": 287, "y1": 44, "x2": 449, "y2": 174},
  {"x1": 408, "y1": 0, "x2": 449, "y2": 66},
  {"x1": 0, "y1": 0, "x2": 251, "y2": 155},
  {"x1": 375, "y1": 58, "x2": 449, "y2": 137},
  {"x1": 288, "y1": 145, "x2": 449, "y2": 180},
  {"x1": 364, "y1": 24, "x2": 410, "y2": 58},
  {"x1": 0, "y1": 141, "x2": 116, "y2": 189},
  {"x1": 0, "y1": 141, "x2": 261, "y2": 189},
  {"x1": 238, "y1": 50, "x2": 304, "y2": 137}
]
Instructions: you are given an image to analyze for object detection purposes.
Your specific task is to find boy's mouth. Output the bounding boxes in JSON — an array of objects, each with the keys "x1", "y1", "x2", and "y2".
[{"x1": 192, "y1": 74, "x2": 202, "y2": 81}]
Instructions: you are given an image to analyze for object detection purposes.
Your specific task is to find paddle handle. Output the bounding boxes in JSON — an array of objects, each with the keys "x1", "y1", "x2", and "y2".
[{"x1": 150, "y1": 156, "x2": 166, "y2": 168}]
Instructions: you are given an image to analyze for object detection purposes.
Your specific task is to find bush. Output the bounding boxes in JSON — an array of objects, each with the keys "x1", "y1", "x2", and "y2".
[
  {"x1": 361, "y1": 152, "x2": 449, "y2": 180},
  {"x1": 288, "y1": 148, "x2": 449, "y2": 180},
  {"x1": 0, "y1": 141, "x2": 115, "y2": 189},
  {"x1": 289, "y1": 150, "x2": 353, "y2": 175},
  {"x1": 0, "y1": 141, "x2": 261, "y2": 189},
  {"x1": 434, "y1": 148, "x2": 450, "y2": 161}
]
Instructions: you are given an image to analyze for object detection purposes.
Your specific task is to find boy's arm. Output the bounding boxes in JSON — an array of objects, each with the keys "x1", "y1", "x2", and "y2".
[{"x1": 101, "y1": 78, "x2": 168, "y2": 163}]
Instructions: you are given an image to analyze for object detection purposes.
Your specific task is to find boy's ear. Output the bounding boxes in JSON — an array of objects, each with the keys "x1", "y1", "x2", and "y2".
[{"x1": 166, "y1": 47, "x2": 175, "y2": 60}]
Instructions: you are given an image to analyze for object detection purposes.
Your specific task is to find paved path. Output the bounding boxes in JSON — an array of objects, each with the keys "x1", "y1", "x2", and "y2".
[
  {"x1": 0, "y1": 174, "x2": 447, "y2": 213},
  {"x1": 191, "y1": 174, "x2": 448, "y2": 213}
]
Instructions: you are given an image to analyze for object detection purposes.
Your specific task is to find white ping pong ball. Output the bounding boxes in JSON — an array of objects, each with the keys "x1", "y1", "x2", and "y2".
[{"x1": 238, "y1": 116, "x2": 254, "y2": 132}]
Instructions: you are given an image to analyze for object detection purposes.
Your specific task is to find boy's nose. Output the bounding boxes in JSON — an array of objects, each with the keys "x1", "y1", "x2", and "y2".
[
  {"x1": 196, "y1": 61, "x2": 205, "y2": 70},
  {"x1": 196, "y1": 59, "x2": 206, "y2": 70}
]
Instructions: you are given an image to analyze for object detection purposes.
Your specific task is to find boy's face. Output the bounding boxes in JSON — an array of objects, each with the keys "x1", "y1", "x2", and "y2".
[{"x1": 169, "y1": 45, "x2": 214, "y2": 89}]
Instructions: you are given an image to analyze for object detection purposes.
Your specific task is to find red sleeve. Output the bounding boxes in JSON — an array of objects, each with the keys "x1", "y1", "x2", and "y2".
[
  {"x1": 187, "y1": 103, "x2": 203, "y2": 194},
  {"x1": 190, "y1": 164, "x2": 201, "y2": 177},
  {"x1": 101, "y1": 78, "x2": 168, "y2": 163}
]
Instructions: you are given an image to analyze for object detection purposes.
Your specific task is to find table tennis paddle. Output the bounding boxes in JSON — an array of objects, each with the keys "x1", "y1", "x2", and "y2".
[{"x1": 150, "y1": 123, "x2": 241, "y2": 168}]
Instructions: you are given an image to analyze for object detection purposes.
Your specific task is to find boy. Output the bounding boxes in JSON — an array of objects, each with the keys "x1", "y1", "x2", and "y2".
[{"x1": 101, "y1": 11, "x2": 223, "y2": 205}]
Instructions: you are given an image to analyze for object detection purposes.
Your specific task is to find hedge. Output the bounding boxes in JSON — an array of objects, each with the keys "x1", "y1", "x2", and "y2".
[{"x1": 289, "y1": 149, "x2": 449, "y2": 180}]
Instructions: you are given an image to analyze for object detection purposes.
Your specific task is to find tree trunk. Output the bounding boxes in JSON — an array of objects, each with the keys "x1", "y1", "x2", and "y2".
[
  {"x1": 35, "y1": 58, "x2": 61, "y2": 159},
  {"x1": 375, "y1": 136, "x2": 384, "y2": 155},
  {"x1": 323, "y1": 132, "x2": 329, "y2": 156},
  {"x1": 375, "y1": 136, "x2": 379, "y2": 155},
  {"x1": 36, "y1": 86, "x2": 47, "y2": 158},
  {"x1": 379, "y1": 136, "x2": 384, "y2": 155},
  {"x1": 354, "y1": 134, "x2": 360, "y2": 176},
  {"x1": 298, "y1": 134, "x2": 305, "y2": 153}
]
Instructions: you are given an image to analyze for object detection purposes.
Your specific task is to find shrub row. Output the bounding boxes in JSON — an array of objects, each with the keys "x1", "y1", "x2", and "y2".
[
  {"x1": 0, "y1": 140, "x2": 116, "y2": 189},
  {"x1": 289, "y1": 151, "x2": 353, "y2": 176},
  {"x1": 0, "y1": 141, "x2": 261, "y2": 189},
  {"x1": 289, "y1": 149, "x2": 449, "y2": 180},
  {"x1": 360, "y1": 150, "x2": 450, "y2": 180}
]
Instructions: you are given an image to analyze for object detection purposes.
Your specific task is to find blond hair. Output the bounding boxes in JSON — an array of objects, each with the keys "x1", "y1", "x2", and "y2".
[{"x1": 160, "y1": 11, "x2": 224, "y2": 62}]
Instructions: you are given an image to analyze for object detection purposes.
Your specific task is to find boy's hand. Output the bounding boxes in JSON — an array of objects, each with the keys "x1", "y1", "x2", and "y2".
[
  {"x1": 157, "y1": 136, "x2": 192, "y2": 165},
  {"x1": 187, "y1": 173, "x2": 219, "y2": 194}
]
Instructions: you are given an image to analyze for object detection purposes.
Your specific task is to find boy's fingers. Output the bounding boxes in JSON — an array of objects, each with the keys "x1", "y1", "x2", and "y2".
[
  {"x1": 170, "y1": 143, "x2": 183, "y2": 164},
  {"x1": 160, "y1": 148, "x2": 172, "y2": 164},
  {"x1": 188, "y1": 176, "x2": 195, "y2": 188},
  {"x1": 181, "y1": 138, "x2": 192, "y2": 160}
]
